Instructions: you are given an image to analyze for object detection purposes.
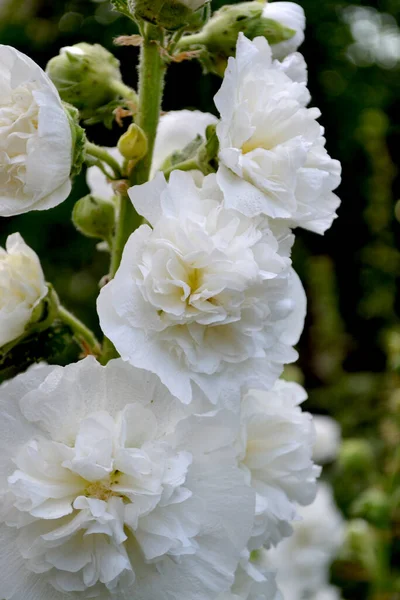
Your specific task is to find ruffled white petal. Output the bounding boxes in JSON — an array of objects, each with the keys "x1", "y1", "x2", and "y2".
[{"x1": 0, "y1": 45, "x2": 72, "y2": 215}]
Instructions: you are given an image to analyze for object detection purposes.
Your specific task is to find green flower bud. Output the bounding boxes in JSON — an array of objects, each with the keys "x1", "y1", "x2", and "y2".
[
  {"x1": 351, "y1": 488, "x2": 391, "y2": 528},
  {"x1": 178, "y1": 2, "x2": 296, "y2": 74},
  {"x1": 340, "y1": 519, "x2": 378, "y2": 575},
  {"x1": 46, "y1": 44, "x2": 131, "y2": 121},
  {"x1": 128, "y1": 0, "x2": 209, "y2": 30},
  {"x1": 338, "y1": 439, "x2": 376, "y2": 474},
  {"x1": 117, "y1": 124, "x2": 148, "y2": 163},
  {"x1": 72, "y1": 195, "x2": 115, "y2": 244}
]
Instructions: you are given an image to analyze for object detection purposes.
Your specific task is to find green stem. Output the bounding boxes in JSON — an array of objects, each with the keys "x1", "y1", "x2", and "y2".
[
  {"x1": 101, "y1": 23, "x2": 166, "y2": 364},
  {"x1": 130, "y1": 24, "x2": 166, "y2": 187},
  {"x1": 58, "y1": 306, "x2": 102, "y2": 357},
  {"x1": 111, "y1": 24, "x2": 165, "y2": 273},
  {"x1": 85, "y1": 142, "x2": 122, "y2": 178},
  {"x1": 163, "y1": 157, "x2": 200, "y2": 179},
  {"x1": 110, "y1": 80, "x2": 138, "y2": 105},
  {"x1": 177, "y1": 32, "x2": 205, "y2": 51}
]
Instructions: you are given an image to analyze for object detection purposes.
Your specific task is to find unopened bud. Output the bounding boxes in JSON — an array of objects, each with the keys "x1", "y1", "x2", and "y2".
[
  {"x1": 340, "y1": 519, "x2": 378, "y2": 574},
  {"x1": 46, "y1": 44, "x2": 125, "y2": 119},
  {"x1": 178, "y1": 1, "x2": 297, "y2": 74},
  {"x1": 351, "y1": 488, "x2": 391, "y2": 528},
  {"x1": 117, "y1": 124, "x2": 148, "y2": 163},
  {"x1": 128, "y1": 0, "x2": 209, "y2": 30},
  {"x1": 338, "y1": 439, "x2": 375, "y2": 474},
  {"x1": 72, "y1": 195, "x2": 115, "y2": 243}
]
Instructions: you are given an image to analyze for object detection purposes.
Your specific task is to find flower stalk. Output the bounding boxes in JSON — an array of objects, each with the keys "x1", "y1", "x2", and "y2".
[
  {"x1": 58, "y1": 305, "x2": 102, "y2": 357},
  {"x1": 101, "y1": 22, "x2": 166, "y2": 363},
  {"x1": 85, "y1": 142, "x2": 123, "y2": 178}
]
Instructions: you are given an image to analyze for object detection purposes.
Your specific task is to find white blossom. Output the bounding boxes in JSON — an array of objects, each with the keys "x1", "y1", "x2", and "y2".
[
  {"x1": 312, "y1": 415, "x2": 341, "y2": 465},
  {"x1": 236, "y1": 380, "x2": 320, "y2": 549},
  {"x1": 0, "y1": 357, "x2": 255, "y2": 600},
  {"x1": 312, "y1": 587, "x2": 344, "y2": 600},
  {"x1": 263, "y1": 2, "x2": 306, "y2": 60},
  {"x1": 215, "y1": 34, "x2": 341, "y2": 234},
  {"x1": 0, "y1": 233, "x2": 47, "y2": 347},
  {"x1": 268, "y1": 483, "x2": 345, "y2": 598},
  {"x1": 0, "y1": 45, "x2": 73, "y2": 216},
  {"x1": 217, "y1": 551, "x2": 282, "y2": 600},
  {"x1": 97, "y1": 171, "x2": 305, "y2": 405},
  {"x1": 151, "y1": 110, "x2": 218, "y2": 180}
]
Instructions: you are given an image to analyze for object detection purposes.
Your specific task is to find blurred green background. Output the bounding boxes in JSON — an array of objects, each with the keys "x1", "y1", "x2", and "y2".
[{"x1": 0, "y1": 1, "x2": 400, "y2": 596}]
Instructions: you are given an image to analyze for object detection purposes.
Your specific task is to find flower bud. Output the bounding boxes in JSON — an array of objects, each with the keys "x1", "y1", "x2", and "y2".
[
  {"x1": 117, "y1": 124, "x2": 148, "y2": 163},
  {"x1": 128, "y1": 0, "x2": 209, "y2": 30},
  {"x1": 262, "y1": 1, "x2": 306, "y2": 60},
  {"x1": 351, "y1": 488, "x2": 391, "y2": 528},
  {"x1": 337, "y1": 439, "x2": 375, "y2": 474},
  {"x1": 178, "y1": 1, "x2": 298, "y2": 75},
  {"x1": 340, "y1": 519, "x2": 378, "y2": 574},
  {"x1": 72, "y1": 195, "x2": 115, "y2": 243},
  {"x1": 46, "y1": 44, "x2": 125, "y2": 119}
]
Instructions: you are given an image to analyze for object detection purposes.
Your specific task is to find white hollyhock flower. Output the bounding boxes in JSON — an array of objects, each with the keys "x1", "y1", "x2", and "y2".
[
  {"x1": 0, "y1": 357, "x2": 255, "y2": 600},
  {"x1": 263, "y1": 2, "x2": 306, "y2": 60},
  {"x1": 217, "y1": 551, "x2": 281, "y2": 600},
  {"x1": 86, "y1": 147, "x2": 122, "y2": 199},
  {"x1": 312, "y1": 587, "x2": 343, "y2": 600},
  {"x1": 237, "y1": 380, "x2": 320, "y2": 549},
  {"x1": 268, "y1": 483, "x2": 345, "y2": 598},
  {"x1": 0, "y1": 233, "x2": 47, "y2": 347},
  {"x1": 151, "y1": 110, "x2": 218, "y2": 180},
  {"x1": 215, "y1": 34, "x2": 341, "y2": 234},
  {"x1": 97, "y1": 171, "x2": 305, "y2": 405},
  {"x1": 0, "y1": 45, "x2": 73, "y2": 216},
  {"x1": 312, "y1": 415, "x2": 341, "y2": 465}
]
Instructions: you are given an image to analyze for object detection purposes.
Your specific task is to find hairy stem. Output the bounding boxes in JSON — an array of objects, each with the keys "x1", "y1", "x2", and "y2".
[
  {"x1": 58, "y1": 306, "x2": 102, "y2": 357},
  {"x1": 101, "y1": 23, "x2": 166, "y2": 363},
  {"x1": 85, "y1": 142, "x2": 122, "y2": 178}
]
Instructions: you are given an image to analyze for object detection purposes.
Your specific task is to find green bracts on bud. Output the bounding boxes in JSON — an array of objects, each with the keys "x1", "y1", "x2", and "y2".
[
  {"x1": 118, "y1": 124, "x2": 148, "y2": 163},
  {"x1": 46, "y1": 44, "x2": 135, "y2": 123},
  {"x1": 128, "y1": 0, "x2": 209, "y2": 30},
  {"x1": 179, "y1": 2, "x2": 296, "y2": 75},
  {"x1": 73, "y1": 195, "x2": 115, "y2": 244},
  {"x1": 64, "y1": 103, "x2": 86, "y2": 178},
  {"x1": 110, "y1": 0, "x2": 132, "y2": 19},
  {"x1": 161, "y1": 124, "x2": 219, "y2": 178}
]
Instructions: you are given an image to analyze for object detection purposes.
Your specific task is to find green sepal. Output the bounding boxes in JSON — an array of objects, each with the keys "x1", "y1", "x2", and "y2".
[
  {"x1": 110, "y1": 0, "x2": 133, "y2": 19},
  {"x1": 64, "y1": 103, "x2": 87, "y2": 178},
  {"x1": 161, "y1": 124, "x2": 219, "y2": 178}
]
